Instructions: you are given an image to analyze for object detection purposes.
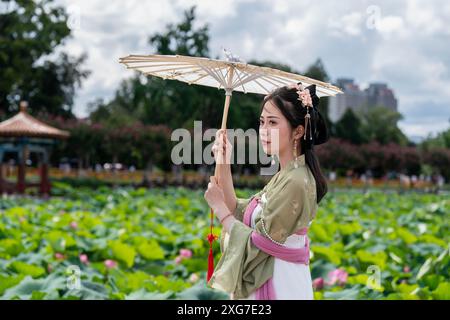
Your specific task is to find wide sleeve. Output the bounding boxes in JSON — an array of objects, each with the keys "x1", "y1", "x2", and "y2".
[
  {"x1": 232, "y1": 197, "x2": 252, "y2": 222},
  {"x1": 209, "y1": 171, "x2": 313, "y2": 299},
  {"x1": 218, "y1": 187, "x2": 266, "y2": 255}
]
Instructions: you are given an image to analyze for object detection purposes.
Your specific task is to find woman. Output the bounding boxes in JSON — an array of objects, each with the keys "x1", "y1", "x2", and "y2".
[{"x1": 203, "y1": 82, "x2": 330, "y2": 300}]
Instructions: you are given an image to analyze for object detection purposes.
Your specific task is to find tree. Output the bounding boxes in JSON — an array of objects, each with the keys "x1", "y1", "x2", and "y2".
[
  {"x1": 22, "y1": 53, "x2": 90, "y2": 118},
  {"x1": 422, "y1": 147, "x2": 450, "y2": 179},
  {"x1": 0, "y1": 0, "x2": 89, "y2": 118},
  {"x1": 149, "y1": 6, "x2": 210, "y2": 58},
  {"x1": 420, "y1": 122, "x2": 450, "y2": 150},
  {"x1": 359, "y1": 106, "x2": 409, "y2": 146},
  {"x1": 334, "y1": 108, "x2": 365, "y2": 144}
]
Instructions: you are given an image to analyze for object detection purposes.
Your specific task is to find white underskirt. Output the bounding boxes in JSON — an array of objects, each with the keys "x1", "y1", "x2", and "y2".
[{"x1": 228, "y1": 193, "x2": 314, "y2": 300}]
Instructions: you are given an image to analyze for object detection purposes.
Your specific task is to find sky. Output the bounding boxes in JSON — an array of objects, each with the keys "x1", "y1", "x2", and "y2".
[{"x1": 55, "y1": 0, "x2": 450, "y2": 140}]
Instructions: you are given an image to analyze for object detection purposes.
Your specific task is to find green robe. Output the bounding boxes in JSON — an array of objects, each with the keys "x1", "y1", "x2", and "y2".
[{"x1": 208, "y1": 154, "x2": 318, "y2": 299}]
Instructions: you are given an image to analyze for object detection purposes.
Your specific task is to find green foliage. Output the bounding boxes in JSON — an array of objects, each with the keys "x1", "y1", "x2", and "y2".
[
  {"x1": 309, "y1": 190, "x2": 449, "y2": 300},
  {"x1": 420, "y1": 126, "x2": 450, "y2": 149},
  {"x1": 334, "y1": 106, "x2": 409, "y2": 146},
  {"x1": 137, "y1": 240, "x2": 165, "y2": 260},
  {"x1": 8, "y1": 261, "x2": 46, "y2": 278},
  {"x1": 359, "y1": 106, "x2": 409, "y2": 146},
  {"x1": 109, "y1": 240, "x2": 136, "y2": 268},
  {"x1": 0, "y1": 186, "x2": 213, "y2": 299},
  {"x1": 335, "y1": 109, "x2": 365, "y2": 144},
  {"x1": 0, "y1": 0, "x2": 90, "y2": 117}
]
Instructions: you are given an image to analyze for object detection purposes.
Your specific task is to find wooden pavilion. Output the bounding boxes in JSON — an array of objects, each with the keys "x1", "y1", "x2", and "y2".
[{"x1": 0, "y1": 102, "x2": 69, "y2": 196}]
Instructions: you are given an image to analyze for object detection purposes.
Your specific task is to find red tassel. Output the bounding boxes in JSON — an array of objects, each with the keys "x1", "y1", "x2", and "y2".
[
  {"x1": 207, "y1": 246, "x2": 214, "y2": 282},
  {"x1": 206, "y1": 207, "x2": 218, "y2": 284}
]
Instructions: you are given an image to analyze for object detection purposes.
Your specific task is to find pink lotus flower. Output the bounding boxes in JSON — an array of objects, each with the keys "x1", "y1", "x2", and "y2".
[
  {"x1": 54, "y1": 252, "x2": 65, "y2": 260},
  {"x1": 403, "y1": 266, "x2": 410, "y2": 273},
  {"x1": 326, "y1": 268, "x2": 348, "y2": 286},
  {"x1": 189, "y1": 273, "x2": 199, "y2": 283},
  {"x1": 69, "y1": 221, "x2": 78, "y2": 229},
  {"x1": 174, "y1": 256, "x2": 183, "y2": 264},
  {"x1": 179, "y1": 249, "x2": 192, "y2": 258},
  {"x1": 79, "y1": 254, "x2": 89, "y2": 264},
  {"x1": 312, "y1": 277, "x2": 324, "y2": 290},
  {"x1": 104, "y1": 259, "x2": 117, "y2": 269}
]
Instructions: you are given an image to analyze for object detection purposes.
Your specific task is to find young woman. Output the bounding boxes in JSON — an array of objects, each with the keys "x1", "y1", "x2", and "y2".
[{"x1": 204, "y1": 83, "x2": 330, "y2": 300}]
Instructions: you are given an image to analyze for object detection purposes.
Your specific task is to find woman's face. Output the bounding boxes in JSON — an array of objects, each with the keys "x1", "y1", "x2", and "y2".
[{"x1": 259, "y1": 99, "x2": 293, "y2": 156}]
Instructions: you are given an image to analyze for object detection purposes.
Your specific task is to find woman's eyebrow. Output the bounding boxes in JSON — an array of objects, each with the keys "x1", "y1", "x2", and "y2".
[{"x1": 260, "y1": 115, "x2": 280, "y2": 119}]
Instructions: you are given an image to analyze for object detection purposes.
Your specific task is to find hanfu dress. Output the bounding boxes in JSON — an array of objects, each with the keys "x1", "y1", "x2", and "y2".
[{"x1": 208, "y1": 154, "x2": 318, "y2": 300}]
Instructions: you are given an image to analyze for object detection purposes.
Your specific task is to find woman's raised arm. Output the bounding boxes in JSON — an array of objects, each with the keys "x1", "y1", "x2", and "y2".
[{"x1": 212, "y1": 129, "x2": 238, "y2": 214}]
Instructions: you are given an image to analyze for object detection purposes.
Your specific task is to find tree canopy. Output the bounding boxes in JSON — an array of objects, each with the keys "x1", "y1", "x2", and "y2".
[{"x1": 0, "y1": 0, "x2": 90, "y2": 118}]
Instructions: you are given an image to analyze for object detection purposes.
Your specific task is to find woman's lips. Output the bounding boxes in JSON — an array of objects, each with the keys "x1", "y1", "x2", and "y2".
[{"x1": 261, "y1": 140, "x2": 271, "y2": 144}]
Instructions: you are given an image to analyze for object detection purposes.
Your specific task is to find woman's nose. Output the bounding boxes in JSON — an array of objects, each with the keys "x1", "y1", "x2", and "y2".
[{"x1": 259, "y1": 128, "x2": 268, "y2": 138}]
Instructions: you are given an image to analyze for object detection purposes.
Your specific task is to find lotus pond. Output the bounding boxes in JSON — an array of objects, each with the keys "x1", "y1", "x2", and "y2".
[{"x1": 0, "y1": 183, "x2": 448, "y2": 300}]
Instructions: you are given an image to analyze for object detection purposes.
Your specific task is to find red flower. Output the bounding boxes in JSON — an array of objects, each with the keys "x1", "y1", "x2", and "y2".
[{"x1": 312, "y1": 277, "x2": 324, "y2": 290}]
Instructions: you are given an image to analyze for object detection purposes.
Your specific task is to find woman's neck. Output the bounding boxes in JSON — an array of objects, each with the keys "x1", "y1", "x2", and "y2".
[
  {"x1": 278, "y1": 146, "x2": 302, "y2": 170},
  {"x1": 278, "y1": 152, "x2": 293, "y2": 171}
]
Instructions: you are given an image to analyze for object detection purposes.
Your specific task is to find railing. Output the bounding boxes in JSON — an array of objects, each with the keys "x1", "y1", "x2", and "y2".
[{"x1": 1, "y1": 167, "x2": 440, "y2": 191}]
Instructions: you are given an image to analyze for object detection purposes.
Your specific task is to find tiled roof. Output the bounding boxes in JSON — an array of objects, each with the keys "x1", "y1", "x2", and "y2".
[{"x1": 0, "y1": 107, "x2": 69, "y2": 139}]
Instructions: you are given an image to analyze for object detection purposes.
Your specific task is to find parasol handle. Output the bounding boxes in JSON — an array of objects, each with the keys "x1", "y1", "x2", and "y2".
[
  {"x1": 207, "y1": 69, "x2": 234, "y2": 285},
  {"x1": 215, "y1": 62, "x2": 234, "y2": 178},
  {"x1": 213, "y1": 91, "x2": 232, "y2": 178}
]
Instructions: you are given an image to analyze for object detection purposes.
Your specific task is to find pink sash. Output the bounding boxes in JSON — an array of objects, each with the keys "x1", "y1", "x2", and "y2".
[{"x1": 242, "y1": 196, "x2": 310, "y2": 300}]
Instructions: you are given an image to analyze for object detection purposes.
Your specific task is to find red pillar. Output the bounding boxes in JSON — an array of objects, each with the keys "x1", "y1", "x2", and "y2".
[
  {"x1": 0, "y1": 163, "x2": 4, "y2": 194},
  {"x1": 17, "y1": 159, "x2": 26, "y2": 194},
  {"x1": 39, "y1": 163, "x2": 50, "y2": 195}
]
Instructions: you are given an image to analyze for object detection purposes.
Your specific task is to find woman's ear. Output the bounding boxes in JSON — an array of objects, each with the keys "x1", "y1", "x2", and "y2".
[{"x1": 293, "y1": 125, "x2": 304, "y2": 140}]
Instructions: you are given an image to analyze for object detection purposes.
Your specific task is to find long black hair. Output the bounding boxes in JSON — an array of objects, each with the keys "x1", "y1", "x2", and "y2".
[{"x1": 260, "y1": 83, "x2": 330, "y2": 204}]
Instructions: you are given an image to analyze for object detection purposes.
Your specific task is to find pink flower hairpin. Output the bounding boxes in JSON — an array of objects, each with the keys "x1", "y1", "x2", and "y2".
[
  {"x1": 287, "y1": 83, "x2": 313, "y2": 108},
  {"x1": 299, "y1": 89, "x2": 313, "y2": 108},
  {"x1": 287, "y1": 83, "x2": 314, "y2": 141}
]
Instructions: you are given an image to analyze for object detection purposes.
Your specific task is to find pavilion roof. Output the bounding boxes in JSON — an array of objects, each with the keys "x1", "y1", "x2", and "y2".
[{"x1": 0, "y1": 104, "x2": 69, "y2": 139}]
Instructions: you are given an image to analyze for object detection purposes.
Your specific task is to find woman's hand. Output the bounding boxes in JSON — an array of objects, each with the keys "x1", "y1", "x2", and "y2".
[
  {"x1": 204, "y1": 176, "x2": 236, "y2": 232},
  {"x1": 204, "y1": 176, "x2": 227, "y2": 216},
  {"x1": 212, "y1": 129, "x2": 232, "y2": 165}
]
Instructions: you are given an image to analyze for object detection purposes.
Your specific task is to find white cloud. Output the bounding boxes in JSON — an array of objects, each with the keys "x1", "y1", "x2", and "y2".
[
  {"x1": 53, "y1": 0, "x2": 179, "y2": 116},
  {"x1": 405, "y1": 0, "x2": 450, "y2": 35},
  {"x1": 367, "y1": 2, "x2": 450, "y2": 138},
  {"x1": 328, "y1": 12, "x2": 364, "y2": 37},
  {"x1": 376, "y1": 15, "x2": 404, "y2": 36},
  {"x1": 173, "y1": 0, "x2": 239, "y2": 19}
]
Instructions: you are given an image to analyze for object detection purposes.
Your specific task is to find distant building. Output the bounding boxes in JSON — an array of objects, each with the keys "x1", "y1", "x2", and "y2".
[{"x1": 329, "y1": 78, "x2": 398, "y2": 122}]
